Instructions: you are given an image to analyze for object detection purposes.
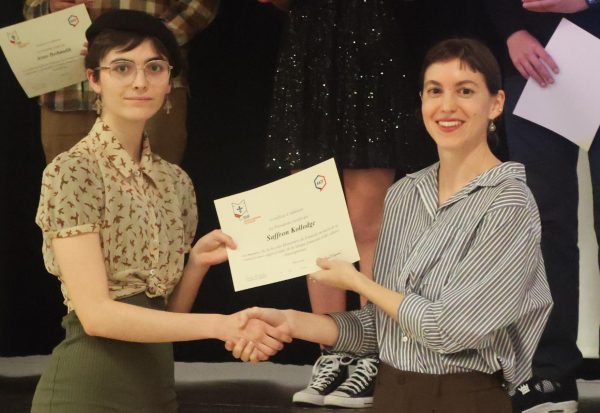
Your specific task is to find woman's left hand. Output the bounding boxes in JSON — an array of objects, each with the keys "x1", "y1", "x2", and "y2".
[
  {"x1": 189, "y1": 229, "x2": 236, "y2": 269},
  {"x1": 309, "y1": 258, "x2": 364, "y2": 292}
]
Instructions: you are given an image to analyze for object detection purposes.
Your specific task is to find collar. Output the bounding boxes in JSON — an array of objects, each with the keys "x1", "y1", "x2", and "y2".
[
  {"x1": 90, "y1": 118, "x2": 156, "y2": 183},
  {"x1": 406, "y1": 161, "x2": 526, "y2": 212},
  {"x1": 407, "y1": 161, "x2": 525, "y2": 187}
]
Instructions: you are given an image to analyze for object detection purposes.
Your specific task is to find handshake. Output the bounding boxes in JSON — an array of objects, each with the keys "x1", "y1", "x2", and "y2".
[
  {"x1": 222, "y1": 307, "x2": 295, "y2": 363},
  {"x1": 191, "y1": 230, "x2": 362, "y2": 362},
  {"x1": 219, "y1": 300, "x2": 341, "y2": 362},
  {"x1": 213, "y1": 256, "x2": 365, "y2": 362}
]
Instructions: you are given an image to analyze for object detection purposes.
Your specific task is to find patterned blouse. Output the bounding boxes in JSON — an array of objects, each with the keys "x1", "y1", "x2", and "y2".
[
  {"x1": 36, "y1": 118, "x2": 198, "y2": 311},
  {"x1": 330, "y1": 162, "x2": 552, "y2": 391}
]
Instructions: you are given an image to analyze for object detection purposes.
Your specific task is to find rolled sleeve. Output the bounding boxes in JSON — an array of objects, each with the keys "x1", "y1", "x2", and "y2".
[
  {"x1": 36, "y1": 154, "x2": 103, "y2": 239},
  {"x1": 397, "y1": 293, "x2": 433, "y2": 340},
  {"x1": 396, "y1": 204, "x2": 543, "y2": 354},
  {"x1": 328, "y1": 304, "x2": 378, "y2": 356},
  {"x1": 163, "y1": 0, "x2": 220, "y2": 45},
  {"x1": 398, "y1": 294, "x2": 482, "y2": 353}
]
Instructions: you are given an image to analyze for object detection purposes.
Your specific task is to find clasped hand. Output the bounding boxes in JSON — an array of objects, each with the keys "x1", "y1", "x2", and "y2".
[
  {"x1": 220, "y1": 308, "x2": 292, "y2": 362},
  {"x1": 187, "y1": 230, "x2": 292, "y2": 361},
  {"x1": 224, "y1": 258, "x2": 364, "y2": 362},
  {"x1": 225, "y1": 307, "x2": 293, "y2": 362}
]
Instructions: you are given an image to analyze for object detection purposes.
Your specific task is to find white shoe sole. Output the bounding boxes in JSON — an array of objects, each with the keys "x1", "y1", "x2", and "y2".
[
  {"x1": 292, "y1": 392, "x2": 325, "y2": 406},
  {"x1": 522, "y1": 400, "x2": 578, "y2": 413},
  {"x1": 324, "y1": 394, "x2": 374, "y2": 409}
]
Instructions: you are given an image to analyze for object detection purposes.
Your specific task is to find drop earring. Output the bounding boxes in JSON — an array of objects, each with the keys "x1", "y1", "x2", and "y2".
[
  {"x1": 488, "y1": 120, "x2": 496, "y2": 133},
  {"x1": 94, "y1": 94, "x2": 102, "y2": 116},
  {"x1": 164, "y1": 95, "x2": 172, "y2": 115}
]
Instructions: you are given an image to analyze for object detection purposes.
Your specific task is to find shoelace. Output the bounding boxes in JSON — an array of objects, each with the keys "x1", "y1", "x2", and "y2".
[
  {"x1": 536, "y1": 379, "x2": 560, "y2": 393},
  {"x1": 336, "y1": 357, "x2": 379, "y2": 394},
  {"x1": 309, "y1": 354, "x2": 354, "y2": 392}
]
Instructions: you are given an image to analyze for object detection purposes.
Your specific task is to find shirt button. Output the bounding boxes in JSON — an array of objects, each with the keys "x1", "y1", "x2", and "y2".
[
  {"x1": 134, "y1": 170, "x2": 141, "y2": 176},
  {"x1": 150, "y1": 269, "x2": 156, "y2": 276},
  {"x1": 402, "y1": 336, "x2": 409, "y2": 343}
]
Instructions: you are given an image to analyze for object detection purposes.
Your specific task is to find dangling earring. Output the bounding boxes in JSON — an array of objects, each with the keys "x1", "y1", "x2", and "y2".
[
  {"x1": 94, "y1": 94, "x2": 102, "y2": 116},
  {"x1": 164, "y1": 95, "x2": 172, "y2": 115},
  {"x1": 488, "y1": 120, "x2": 496, "y2": 133}
]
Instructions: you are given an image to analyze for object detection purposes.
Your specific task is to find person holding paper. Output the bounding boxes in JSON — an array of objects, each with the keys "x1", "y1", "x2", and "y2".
[
  {"x1": 484, "y1": 1, "x2": 600, "y2": 412},
  {"x1": 254, "y1": 0, "x2": 428, "y2": 407},
  {"x1": 23, "y1": 0, "x2": 219, "y2": 165},
  {"x1": 229, "y1": 38, "x2": 553, "y2": 413},
  {"x1": 31, "y1": 10, "x2": 290, "y2": 413}
]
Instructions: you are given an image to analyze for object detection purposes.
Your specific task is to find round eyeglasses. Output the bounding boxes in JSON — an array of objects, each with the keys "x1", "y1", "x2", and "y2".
[{"x1": 94, "y1": 59, "x2": 173, "y2": 84}]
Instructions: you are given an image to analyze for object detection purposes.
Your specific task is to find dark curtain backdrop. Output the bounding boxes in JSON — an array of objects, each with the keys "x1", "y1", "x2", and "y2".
[{"x1": 1, "y1": 0, "x2": 502, "y2": 364}]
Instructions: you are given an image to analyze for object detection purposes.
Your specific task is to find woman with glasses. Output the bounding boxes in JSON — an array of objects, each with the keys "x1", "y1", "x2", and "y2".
[{"x1": 32, "y1": 10, "x2": 290, "y2": 413}]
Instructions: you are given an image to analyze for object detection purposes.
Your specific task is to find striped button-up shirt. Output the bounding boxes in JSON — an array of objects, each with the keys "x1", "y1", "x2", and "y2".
[
  {"x1": 330, "y1": 162, "x2": 552, "y2": 390},
  {"x1": 23, "y1": 0, "x2": 219, "y2": 111}
]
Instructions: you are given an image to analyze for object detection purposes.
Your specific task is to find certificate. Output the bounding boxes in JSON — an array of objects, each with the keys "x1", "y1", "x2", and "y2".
[
  {"x1": 214, "y1": 158, "x2": 360, "y2": 291},
  {"x1": 513, "y1": 19, "x2": 600, "y2": 151},
  {"x1": 0, "y1": 4, "x2": 91, "y2": 97}
]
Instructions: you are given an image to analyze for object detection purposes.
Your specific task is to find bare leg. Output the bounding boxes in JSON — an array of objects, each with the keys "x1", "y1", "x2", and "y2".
[
  {"x1": 343, "y1": 168, "x2": 395, "y2": 306},
  {"x1": 301, "y1": 167, "x2": 394, "y2": 312},
  {"x1": 292, "y1": 168, "x2": 392, "y2": 407}
]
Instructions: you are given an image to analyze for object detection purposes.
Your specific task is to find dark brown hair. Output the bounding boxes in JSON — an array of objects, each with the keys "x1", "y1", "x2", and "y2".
[
  {"x1": 420, "y1": 38, "x2": 502, "y2": 95},
  {"x1": 85, "y1": 29, "x2": 173, "y2": 81}
]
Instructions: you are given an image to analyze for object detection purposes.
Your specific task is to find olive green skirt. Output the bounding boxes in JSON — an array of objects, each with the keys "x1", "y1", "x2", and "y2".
[{"x1": 31, "y1": 294, "x2": 178, "y2": 413}]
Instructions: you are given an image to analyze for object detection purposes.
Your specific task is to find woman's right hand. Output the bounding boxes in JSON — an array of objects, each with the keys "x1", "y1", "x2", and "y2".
[{"x1": 188, "y1": 229, "x2": 236, "y2": 271}]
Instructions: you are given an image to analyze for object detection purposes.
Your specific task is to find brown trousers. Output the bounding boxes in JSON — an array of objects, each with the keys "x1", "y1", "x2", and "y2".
[
  {"x1": 372, "y1": 363, "x2": 511, "y2": 413},
  {"x1": 40, "y1": 88, "x2": 187, "y2": 165}
]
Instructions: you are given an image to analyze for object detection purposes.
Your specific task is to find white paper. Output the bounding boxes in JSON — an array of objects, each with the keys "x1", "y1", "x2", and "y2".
[
  {"x1": 0, "y1": 4, "x2": 91, "y2": 98},
  {"x1": 214, "y1": 158, "x2": 360, "y2": 292},
  {"x1": 513, "y1": 18, "x2": 600, "y2": 151}
]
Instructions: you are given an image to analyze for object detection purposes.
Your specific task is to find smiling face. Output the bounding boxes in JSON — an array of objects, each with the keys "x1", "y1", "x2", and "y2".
[
  {"x1": 421, "y1": 58, "x2": 504, "y2": 154},
  {"x1": 87, "y1": 38, "x2": 171, "y2": 124}
]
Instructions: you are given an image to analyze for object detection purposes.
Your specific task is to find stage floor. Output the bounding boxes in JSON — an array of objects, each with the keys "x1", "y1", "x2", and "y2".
[{"x1": 1, "y1": 356, "x2": 599, "y2": 412}]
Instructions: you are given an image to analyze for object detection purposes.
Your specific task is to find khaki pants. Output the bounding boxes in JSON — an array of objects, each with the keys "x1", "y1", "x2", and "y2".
[
  {"x1": 372, "y1": 363, "x2": 511, "y2": 413},
  {"x1": 40, "y1": 88, "x2": 187, "y2": 165}
]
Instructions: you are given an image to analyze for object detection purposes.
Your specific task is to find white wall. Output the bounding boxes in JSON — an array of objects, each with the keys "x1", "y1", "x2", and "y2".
[{"x1": 577, "y1": 150, "x2": 600, "y2": 358}]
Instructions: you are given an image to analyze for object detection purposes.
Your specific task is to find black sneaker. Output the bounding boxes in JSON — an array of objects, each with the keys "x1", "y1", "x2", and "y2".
[
  {"x1": 324, "y1": 355, "x2": 379, "y2": 409},
  {"x1": 292, "y1": 351, "x2": 355, "y2": 406},
  {"x1": 511, "y1": 377, "x2": 578, "y2": 413}
]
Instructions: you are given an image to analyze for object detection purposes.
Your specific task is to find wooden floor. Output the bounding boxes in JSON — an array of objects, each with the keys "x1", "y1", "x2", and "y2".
[{"x1": 1, "y1": 357, "x2": 599, "y2": 412}]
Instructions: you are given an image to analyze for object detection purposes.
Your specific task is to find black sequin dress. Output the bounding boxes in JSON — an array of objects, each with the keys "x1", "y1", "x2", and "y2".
[{"x1": 265, "y1": 0, "x2": 425, "y2": 171}]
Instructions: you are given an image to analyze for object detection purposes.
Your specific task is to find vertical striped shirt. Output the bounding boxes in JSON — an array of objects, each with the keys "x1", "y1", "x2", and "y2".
[
  {"x1": 330, "y1": 162, "x2": 552, "y2": 391},
  {"x1": 23, "y1": 0, "x2": 219, "y2": 111}
]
